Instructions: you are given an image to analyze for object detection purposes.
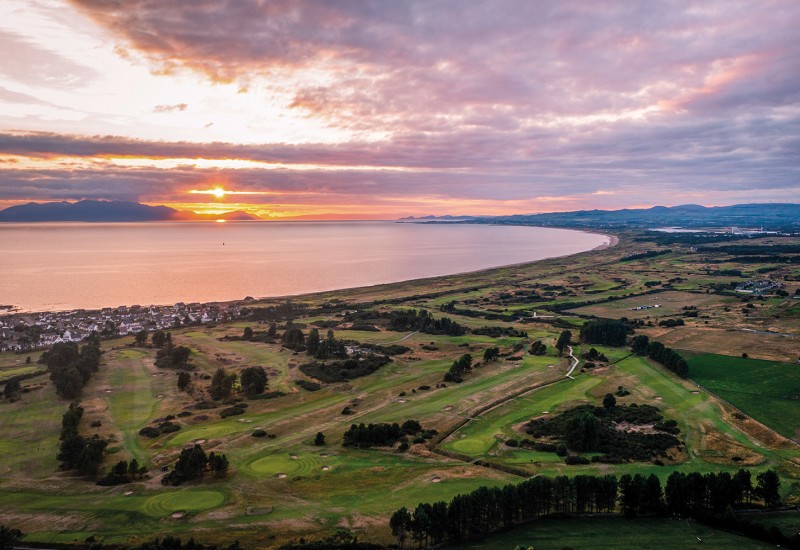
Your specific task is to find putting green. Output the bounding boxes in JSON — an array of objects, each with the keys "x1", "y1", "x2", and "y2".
[
  {"x1": 142, "y1": 490, "x2": 225, "y2": 516},
  {"x1": 247, "y1": 452, "x2": 337, "y2": 477},
  {"x1": 449, "y1": 435, "x2": 496, "y2": 455}
]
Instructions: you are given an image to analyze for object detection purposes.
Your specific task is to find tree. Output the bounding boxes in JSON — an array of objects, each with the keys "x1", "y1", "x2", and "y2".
[
  {"x1": 281, "y1": 327, "x2": 305, "y2": 350},
  {"x1": 529, "y1": 340, "x2": 547, "y2": 355},
  {"x1": 556, "y1": 330, "x2": 572, "y2": 356},
  {"x1": 134, "y1": 330, "x2": 148, "y2": 346},
  {"x1": 128, "y1": 458, "x2": 140, "y2": 479},
  {"x1": 0, "y1": 525, "x2": 23, "y2": 550},
  {"x1": 390, "y1": 507, "x2": 411, "y2": 549},
  {"x1": 314, "y1": 432, "x2": 326, "y2": 446},
  {"x1": 445, "y1": 353, "x2": 473, "y2": 382},
  {"x1": 306, "y1": 328, "x2": 320, "y2": 356},
  {"x1": 171, "y1": 345, "x2": 191, "y2": 368},
  {"x1": 602, "y1": 393, "x2": 616, "y2": 410},
  {"x1": 151, "y1": 330, "x2": 167, "y2": 349},
  {"x1": 53, "y1": 366, "x2": 84, "y2": 399},
  {"x1": 177, "y1": 371, "x2": 191, "y2": 391},
  {"x1": 3, "y1": 377, "x2": 21, "y2": 400},
  {"x1": 631, "y1": 334, "x2": 650, "y2": 355},
  {"x1": 242, "y1": 327, "x2": 254, "y2": 340},
  {"x1": 209, "y1": 368, "x2": 236, "y2": 400},
  {"x1": 240, "y1": 366, "x2": 267, "y2": 396},
  {"x1": 756, "y1": 470, "x2": 781, "y2": 507},
  {"x1": 482, "y1": 347, "x2": 500, "y2": 362},
  {"x1": 208, "y1": 452, "x2": 229, "y2": 477},
  {"x1": 565, "y1": 412, "x2": 600, "y2": 452}
]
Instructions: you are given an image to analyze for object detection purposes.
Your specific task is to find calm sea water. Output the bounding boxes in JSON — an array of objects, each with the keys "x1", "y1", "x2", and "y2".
[{"x1": 0, "y1": 221, "x2": 609, "y2": 312}]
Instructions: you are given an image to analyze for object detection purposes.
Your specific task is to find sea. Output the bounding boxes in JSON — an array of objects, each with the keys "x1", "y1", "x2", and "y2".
[{"x1": 0, "y1": 221, "x2": 610, "y2": 312}]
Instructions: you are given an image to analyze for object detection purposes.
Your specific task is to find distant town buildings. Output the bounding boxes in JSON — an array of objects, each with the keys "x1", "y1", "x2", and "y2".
[
  {"x1": 0, "y1": 302, "x2": 244, "y2": 352},
  {"x1": 735, "y1": 279, "x2": 784, "y2": 295}
]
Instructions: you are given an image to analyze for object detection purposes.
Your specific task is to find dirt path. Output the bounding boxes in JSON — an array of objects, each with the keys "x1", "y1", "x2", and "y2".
[
  {"x1": 388, "y1": 331, "x2": 419, "y2": 343},
  {"x1": 564, "y1": 345, "x2": 579, "y2": 378}
]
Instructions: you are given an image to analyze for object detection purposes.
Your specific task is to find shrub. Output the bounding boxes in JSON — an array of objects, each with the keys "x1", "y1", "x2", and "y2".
[
  {"x1": 138, "y1": 426, "x2": 161, "y2": 438},
  {"x1": 219, "y1": 406, "x2": 245, "y2": 418},
  {"x1": 295, "y1": 379, "x2": 322, "y2": 392},
  {"x1": 252, "y1": 429, "x2": 267, "y2": 438},
  {"x1": 565, "y1": 455, "x2": 590, "y2": 465}
]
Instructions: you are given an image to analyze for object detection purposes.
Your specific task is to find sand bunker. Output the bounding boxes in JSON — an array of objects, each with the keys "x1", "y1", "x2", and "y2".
[
  {"x1": 322, "y1": 466, "x2": 330, "y2": 471},
  {"x1": 276, "y1": 473, "x2": 287, "y2": 478},
  {"x1": 124, "y1": 491, "x2": 133, "y2": 496},
  {"x1": 431, "y1": 476, "x2": 442, "y2": 483},
  {"x1": 171, "y1": 512, "x2": 185, "y2": 519}
]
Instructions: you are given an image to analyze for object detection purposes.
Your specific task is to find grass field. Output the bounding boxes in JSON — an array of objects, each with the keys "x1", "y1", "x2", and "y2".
[
  {"x1": 686, "y1": 352, "x2": 800, "y2": 441},
  {"x1": 1, "y1": 233, "x2": 800, "y2": 548},
  {"x1": 448, "y1": 516, "x2": 773, "y2": 549},
  {"x1": 568, "y1": 290, "x2": 726, "y2": 320}
]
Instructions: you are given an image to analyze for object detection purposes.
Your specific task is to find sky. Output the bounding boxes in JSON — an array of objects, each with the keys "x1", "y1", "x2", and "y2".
[{"x1": 0, "y1": 0, "x2": 798, "y2": 220}]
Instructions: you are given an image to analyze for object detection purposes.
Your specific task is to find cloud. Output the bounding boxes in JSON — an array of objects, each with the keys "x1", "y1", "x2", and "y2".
[
  {"x1": 3, "y1": 1, "x2": 797, "y2": 213},
  {"x1": 153, "y1": 103, "x2": 188, "y2": 113}
]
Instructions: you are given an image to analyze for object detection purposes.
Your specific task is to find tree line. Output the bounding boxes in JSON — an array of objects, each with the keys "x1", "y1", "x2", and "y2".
[
  {"x1": 342, "y1": 420, "x2": 427, "y2": 449},
  {"x1": 389, "y1": 468, "x2": 783, "y2": 548},
  {"x1": 631, "y1": 335, "x2": 689, "y2": 377},
  {"x1": 386, "y1": 309, "x2": 466, "y2": 336},
  {"x1": 579, "y1": 319, "x2": 629, "y2": 347},
  {"x1": 57, "y1": 402, "x2": 107, "y2": 475}
]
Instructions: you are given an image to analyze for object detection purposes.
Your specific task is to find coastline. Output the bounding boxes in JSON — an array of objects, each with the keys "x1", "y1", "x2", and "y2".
[
  {"x1": 2, "y1": 226, "x2": 618, "y2": 317},
  {"x1": 593, "y1": 233, "x2": 620, "y2": 250}
]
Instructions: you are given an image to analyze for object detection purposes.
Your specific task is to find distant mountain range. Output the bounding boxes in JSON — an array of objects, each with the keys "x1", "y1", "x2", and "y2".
[
  {"x1": 416, "y1": 203, "x2": 800, "y2": 231},
  {"x1": 2, "y1": 201, "x2": 798, "y2": 229},
  {"x1": 0, "y1": 200, "x2": 260, "y2": 222}
]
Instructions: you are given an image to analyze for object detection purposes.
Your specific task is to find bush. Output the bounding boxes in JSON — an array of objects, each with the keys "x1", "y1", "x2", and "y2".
[
  {"x1": 565, "y1": 455, "x2": 590, "y2": 465},
  {"x1": 252, "y1": 429, "x2": 267, "y2": 438},
  {"x1": 158, "y1": 421, "x2": 181, "y2": 434},
  {"x1": 295, "y1": 379, "x2": 322, "y2": 392},
  {"x1": 139, "y1": 426, "x2": 161, "y2": 438},
  {"x1": 505, "y1": 439, "x2": 519, "y2": 447},
  {"x1": 219, "y1": 406, "x2": 245, "y2": 418},
  {"x1": 249, "y1": 390, "x2": 287, "y2": 400}
]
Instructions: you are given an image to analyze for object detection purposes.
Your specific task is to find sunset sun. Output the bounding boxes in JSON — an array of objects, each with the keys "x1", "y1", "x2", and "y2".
[{"x1": 212, "y1": 187, "x2": 226, "y2": 199}]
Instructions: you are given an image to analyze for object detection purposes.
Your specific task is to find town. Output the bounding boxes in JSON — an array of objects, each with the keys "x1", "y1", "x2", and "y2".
[{"x1": 0, "y1": 301, "x2": 248, "y2": 352}]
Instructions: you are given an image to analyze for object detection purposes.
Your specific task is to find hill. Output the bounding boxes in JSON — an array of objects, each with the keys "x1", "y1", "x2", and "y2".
[
  {"x1": 0, "y1": 200, "x2": 261, "y2": 222},
  {"x1": 462, "y1": 203, "x2": 800, "y2": 231}
]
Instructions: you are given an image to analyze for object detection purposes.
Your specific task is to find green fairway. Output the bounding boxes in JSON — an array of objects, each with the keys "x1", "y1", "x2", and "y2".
[
  {"x1": 448, "y1": 516, "x2": 771, "y2": 549},
  {"x1": 686, "y1": 352, "x2": 800, "y2": 440}
]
